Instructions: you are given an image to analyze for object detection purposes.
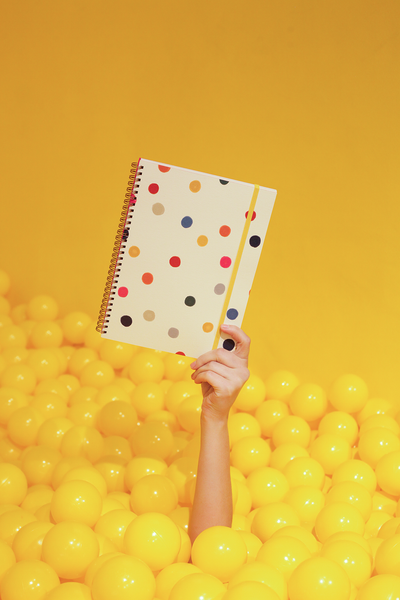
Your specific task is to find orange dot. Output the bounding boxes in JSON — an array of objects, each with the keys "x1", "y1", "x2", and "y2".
[
  {"x1": 129, "y1": 246, "x2": 140, "y2": 257},
  {"x1": 219, "y1": 226, "x2": 231, "y2": 237},
  {"x1": 142, "y1": 273, "x2": 154, "y2": 285},
  {"x1": 189, "y1": 180, "x2": 201, "y2": 193},
  {"x1": 158, "y1": 165, "x2": 170, "y2": 173},
  {"x1": 197, "y1": 236, "x2": 208, "y2": 247},
  {"x1": 203, "y1": 323, "x2": 213, "y2": 333}
]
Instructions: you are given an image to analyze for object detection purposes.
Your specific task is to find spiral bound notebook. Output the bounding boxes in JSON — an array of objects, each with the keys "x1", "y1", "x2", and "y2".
[{"x1": 97, "y1": 158, "x2": 277, "y2": 358}]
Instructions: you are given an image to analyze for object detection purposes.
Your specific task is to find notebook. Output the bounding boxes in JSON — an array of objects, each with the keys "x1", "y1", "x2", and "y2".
[{"x1": 97, "y1": 158, "x2": 277, "y2": 358}]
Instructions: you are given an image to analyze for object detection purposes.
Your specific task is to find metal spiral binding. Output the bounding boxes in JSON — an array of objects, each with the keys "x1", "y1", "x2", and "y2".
[{"x1": 96, "y1": 161, "x2": 143, "y2": 333}]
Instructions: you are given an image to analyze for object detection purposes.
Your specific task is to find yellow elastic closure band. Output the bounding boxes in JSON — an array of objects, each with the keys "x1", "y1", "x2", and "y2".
[{"x1": 212, "y1": 184, "x2": 260, "y2": 349}]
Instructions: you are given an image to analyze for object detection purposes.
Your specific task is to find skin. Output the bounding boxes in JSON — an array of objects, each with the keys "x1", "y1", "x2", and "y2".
[{"x1": 188, "y1": 323, "x2": 251, "y2": 543}]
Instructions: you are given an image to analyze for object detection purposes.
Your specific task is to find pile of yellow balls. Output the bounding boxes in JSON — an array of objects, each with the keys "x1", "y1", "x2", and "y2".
[{"x1": 1, "y1": 268, "x2": 400, "y2": 600}]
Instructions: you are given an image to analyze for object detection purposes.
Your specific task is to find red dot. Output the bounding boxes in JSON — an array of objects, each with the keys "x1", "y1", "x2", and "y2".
[
  {"x1": 176, "y1": 351, "x2": 186, "y2": 356},
  {"x1": 158, "y1": 165, "x2": 171, "y2": 173},
  {"x1": 118, "y1": 287, "x2": 128, "y2": 297},
  {"x1": 245, "y1": 210, "x2": 256, "y2": 221},
  {"x1": 220, "y1": 256, "x2": 232, "y2": 268},
  {"x1": 148, "y1": 183, "x2": 159, "y2": 194},
  {"x1": 219, "y1": 225, "x2": 231, "y2": 237},
  {"x1": 169, "y1": 256, "x2": 181, "y2": 267},
  {"x1": 142, "y1": 273, "x2": 154, "y2": 284}
]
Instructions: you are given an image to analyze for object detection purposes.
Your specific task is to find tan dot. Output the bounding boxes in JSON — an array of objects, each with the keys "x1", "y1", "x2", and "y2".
[
  {"x1": 197, "y1": 235, "x2": 208, "y2": 247},
  {"x1": 189, "y1": 180, "x2": 201, "y2": 193},
  {"x1": 129, "y1": 246, "x2": 140, "y2": 258},
  {"x1": 152, "y1": 203, "x2": 165, "y2": 215},
  {"x1": 143, "y1": 310, "x2": 155, "y2": 321},
  {"x1": 203, "y1": 322, "x2": 214, "y2": 333}
]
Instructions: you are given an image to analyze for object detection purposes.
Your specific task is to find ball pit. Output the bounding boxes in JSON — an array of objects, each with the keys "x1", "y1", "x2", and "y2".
[{"x1": 1, "y1": 268, "x2": 400, "y2": 599}]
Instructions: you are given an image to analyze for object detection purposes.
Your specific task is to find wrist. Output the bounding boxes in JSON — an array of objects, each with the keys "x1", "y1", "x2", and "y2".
[{"x1": 200, "y1": 409, "x2": 229, "y2": 428}]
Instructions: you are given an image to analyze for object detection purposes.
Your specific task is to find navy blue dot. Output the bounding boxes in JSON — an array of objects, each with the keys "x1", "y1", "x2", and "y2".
[
  {"x1": 219, "y1": 179, "x2": 229, "y2": 185},
  {"x1": 227, "y1": 308, "x2": 239, "y2": 320},
  {"x1": 223, "y1": 339, "x2": 235, "y2": 351},
  {"x1": 184, "y1": 296, "x2": 196, "y2": 307},
  {"x1": 249, "y1": 235, "x2": 261, "y2": 248},
  {"x1": 121, "y1": 315, "x2": 132, "y2": 327},
  {"x1": 181, "y1": 216, "x2": 193, "y2": 228}
]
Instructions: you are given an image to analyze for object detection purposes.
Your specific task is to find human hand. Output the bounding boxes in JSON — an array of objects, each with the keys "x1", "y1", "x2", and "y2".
[{"x1": 190, "y1": 324, "x2": 250, "y2": 422}]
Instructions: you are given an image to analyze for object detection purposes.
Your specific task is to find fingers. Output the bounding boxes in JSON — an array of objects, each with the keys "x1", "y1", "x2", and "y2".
[
  {"x1": 221, "y1": 324, "x2": 251, "y2": 360},
  {"x1": 191, "y1": 326, "x2": 250, "y2": 371}
]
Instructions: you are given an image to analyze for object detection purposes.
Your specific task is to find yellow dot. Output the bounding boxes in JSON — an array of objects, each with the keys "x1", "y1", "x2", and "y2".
[
  {"x1": 197, "y1": 236, "x2": 208, "y2": 247},
  {"x1": 129, "y1": 246, "x2": 140, "y2": 257},
  {"x1": 189, "y1": 180, "x2": 201, "y2": 193},
  {"x1": 202, "y1": 323, "x2": 213, "y2": 333}
]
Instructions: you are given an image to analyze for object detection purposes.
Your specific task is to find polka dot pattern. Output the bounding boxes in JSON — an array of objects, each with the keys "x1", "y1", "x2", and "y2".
[
  {"x1": 189, "y1": 180, "x2": 201, "y2": 193},
  {"x1": 142, "y1": 273, "x2": 153, "y2": 285},
  {"x1": 227, "y1": 308, "x2": 239, "y2": 320},
  {"x1": 143, "y1": 310, "x2": 155, "y2": 321},
  {"x1": 219, "y1": 180, "x2": 229, "y2": 185},
  {"x1": 129, "y1": 246, "x2": 140, "y2": 258},
  {"x1": 168, "y1": 328, "x2": 179, "y2": 338},
  {"x1": 118, "y1": 287, "x2": 128, "y2": 298},
  {"x1": 181, "y1": 216, "x2": 193, "y2": 228},
  {"x1": 158, "y1": 165, "x2": 170, "y2": 173},
  {"x1": 148, "y1": 183, "x2": 159, "y2": 194},
  {"x1": 169, "y1": 256, "x2": 181, "y2": 267},
  {"x1": 223, "y1": 339, "x2": 235, "y2": 351},
  {"x1": 214, "y1": 283, "x2": 225, "y2": 295},
  {"x1": 245, "y1": 210, "x2": 256, "y2": 221},
  {"x1": 219, "y1": 225, "x2": 231, "y2": 237},
  {"x1": 121, "y1": 315, "x2": 132, "y2": 327},
  {"x1": 249, "y1": 235, "x2": 261, "y2": 248},
  {"x1": 220, "y1": 257, "x2": 232, "y2": 268},
  {"x1": 203, "y1": 322, "x2": 213, "y2": 333},
  {"x1": 152, "y1": 203, "x2": 165, "y2": 215},
  {"x1": 184, "y1": 296, "x2": 196, "y2": 307},
  {"x1": 197, "y1": 235, "x2": 208, "y2": 247}
]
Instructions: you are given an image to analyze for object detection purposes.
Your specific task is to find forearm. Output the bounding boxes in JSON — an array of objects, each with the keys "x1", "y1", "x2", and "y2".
[{"x1": 189, "y1": 414, "x2": 232, "y2": 543}]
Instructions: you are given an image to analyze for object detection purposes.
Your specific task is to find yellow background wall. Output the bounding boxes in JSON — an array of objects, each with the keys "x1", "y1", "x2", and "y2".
[{"x1": 1, "y1": 1, "x2": 399, "y2": 401}]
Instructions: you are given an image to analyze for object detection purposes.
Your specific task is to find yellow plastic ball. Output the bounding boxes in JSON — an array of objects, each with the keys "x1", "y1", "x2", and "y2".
[
  {"x1": 21, "y1": 445, "x2": 61, "y2": 486},
  {"x1": 164, "y1": 353, "x2": 192, "y2": 382},
  {"x1": 20, "y1": 485, "x2": 54, "y2": 514},
  {"x1": 30, "y1": 392, "x2": 67, "y2": 420},
  {"x1": 323, "y1": 531, "x2": 372, "y2": 558},
  {"x1": 0, "y1": 538, "x2": 16, "y2": 584},
  {"x1": 50, "y1": 456, "x2": 91, "y2": 489},
  {"x1": 314, "y1": 502, "x2": 365, "y2": 543},
  {"x1": 8, "y1": 406, "x2": 44, "y2": 447},
  {"x1": 94, "y1": 509, "x2": 136, "y2": 551},
  {"x1": 318, "y1": 412, "x2": 358, "y2": 446},
  {"x1": 0, "y1": 463, "x2": 28, "y2": 505},
  {"x1": 80, "y1": 360, "x2": 115, "y2": 389},
  {"x1": 257, "y1": 535, "x2": 311, "y2": 581},
  {"x1": 378, "y1": 517, "x2": 400, "y2": 539},
  {"x1": 62, "y1": 312, "x2": 92, "y2": 344},
  {"x1": 231, "y1": 436, "x2": 271, "y2": 477},
  {"x1": 287, "y1": 556, "x2": 351, "y2": 600},
  {"x1": 0, "y1": 438, "x2": 22, "y2": 462},
  {"x1": 95, "y1": 384, "x2": 131, "y2": 407},
  {"x1": 67, "y1": 401, "x2": 100, "y2": 427},
  {"x1": 176, "y1": 394, "x2": 202, "y2": 433},
  {"x1": 45, "y1": 582, "x2": 92, "y2": 600},
  {"x1": 69, "y1": 385, "x2": 98, "y2": 405},
  {"x1": 30, "y1": 321, "x2": 63, "y2": 349},
  {"x1": 60, "y1": 425, "x2": 104, "y2": 463},
  {"x1": 234, "y1": 480, "x2": 253, "y2": 516},
  {"x1": 155, "y1": 563, "x2": 202, "y2": 600},
  {"x1": 375, "y1": 534, "x2": 400, "y2": 576},
  {"x1": 57, "y1": 374, "x2": 80, "y2": 397},
  {"x1": 124, "y1": 512, "x2": 181, "y2": 571},
  {"x1": 50, "y1": 479, "x2": 102, "y2": 526},
  {"x1": 1, "y1": 364, "x2": 37, "y2": 394},
  {"x1": 236, "y1": 531, "x2": 262, "y2": 563},
  {"x1": 358, "y1": 427, "x2": 400, "y2": 468},
  {"x1": 102, "y1": 435, "x2": 132, "y2": 464},
  {"x1": 284, "y1": 487, "x2": 325, "y2": 527},
  {"x1": 41, "y1": 521, "x2": 99, "y2": 579},
  {"x1": 0, "y1": 508, "x2": 37, "y2": 545},
  {"x1": 98, "y1": 400, "x2": 137, "y2": 438},
  {"x1": 228, "y1": 561, "x2": 286, "y2": 599},
  {"x1": 84, "y1": 551, "x2": 122, "y2": 587},
  {"x1": 0, "y1": 325, "x2": 27, "y2": 350},
  {"x1": 309, "y1": 434, "x2": 351, "y2": 475},
  {"x1": 228, "y1": 412, "x2": 261, "y2": 446},
  {"x1": 130, "y1": 473, "x2": 178, "y2": 515},
  {"x1": 35, "y1": 379, "x2": 69, "y2": 401},
  {"x1": 147, "y1": 410, "x2": 179, "y2": 433},
  {"x1": 264, "y1": 371, "x2": 299, "y2": 401},
  {"x1": 325, "y1": 481, "x2": 372, "y2": 521},
  {"x1": 165, "y1": 380, "x2": 199, "y2": 414},
  {"x1": 373, "y1": 490, "x2": 397, "y2": 515},
  {"x1": 68, "y1": 348, "x2": 98, "y2": 378},
  {"x1": 83, "y1": 325, "x2": 103, "y2": 350},
  {"x1": 234, "y1": 374, "x2": 266, "y2": 412},
  {"x1": 225, "y1": 581, "x2": 280, "y2": 600},
  {"x1": 0, "y1": 387, "x2": 29, "y2": 426},
  {"x1": 131, "y1": 382, "x2": 165, "y2": 418},
  {"x1": 125, "y1": 456, "x2": 168, "y2": 491},
  {"x1": 95, "y1": 457, "x2": 127, "y2": 493},
  {"x1": 130, "y1": 421, "x2": 174, "y2": 460},
  {"x1": 129, "y1": 351, "x2": 165, "y2": 385},
  {"x1": 321, "y1": 539, "x2": 371, "y2": 587},
  {"x1": 168, "y1": 572, "x2": 226, "y2": 600},
  {"x1": 283, "y1": 457, "x2": 325, "y2": 489},
  {"x1": 247, "y1": 467, "x2": 289, "y2": 509},
  {"x1": 331, "y1": 459, "x2": 377, "y2": 494},
  {"x1": 60, "y1": 466, "x2": 107, "y2": 498},
  {"x1": 289, "y1": 383, "x2": 327, "y2": 422},
  {"x1": 272, "y1": 525, "x2": 319, "y2": 555},
  {"x1": 2, "y1": 347, "x2": 29, "y2": 367},
  {"x1": 0, "y1": 559, "x2": 60, "y2": 600},
  {"x1": 270, "y1": 444, "x2": 309, "y2": 471},
  {"x1": 191, "y1": 525, "x2": 247, "y2": 582},
  {"x1": 357, "y1": 398, "x2": 396, "y2": 425},
  {"x1": 91, "y1": 553, "x2": 155, "y2": 600},
  {"x1": 375, "y1": 451, "x2": 400, "y2": 496},
  {"x1": 360, "y1": 414, "x2": 400, "y2": 437},
  {"x1": 251, "y1": 503, "x2": 300, "y2": 542},
  {"x1": 26, "y1": 296, "x2": 58, "y2": 323},
  {"x1": 11, "y1": 521, "x2": 53, "y2": 561},
  {"x1": 99, "y1": 339, "x2": 137, "y2": 370},
  {"x1": 176, "y1": 525, "x2": 191, "y2": 562},
  {"x1": 356, "y1": 574, "x2": 400, "y2": 600},
  {"x1": 328, "y1": 374, "x2": 368, "y2": 414},
  {"x1": 255, "y1": 400, "x2": 289, "y2": 438},
  {"x1": 272, "y1": 416, "x2": 311, "y2": 449}
]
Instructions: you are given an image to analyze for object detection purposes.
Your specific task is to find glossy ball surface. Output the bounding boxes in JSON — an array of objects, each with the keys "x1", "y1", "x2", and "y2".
[
  {"x1": 129, "y1": 352, "x2": 165, "y2": 385},
  {"x1": 289, "y1": 383, "x2": 327, "y2": 422},
  {"x1": 11, "y1": 521, "x2": 53, "y2": 561},
  {"x1": 50, "y1": 480, "x2": 102, "y2": 526},
  {"x1": 131, "y1": 382, "x2": 165, "y2": 418},
  {"x1": 272, "y1": 416, "x2": 311, "y2": 448},
  {"x1": 318, "y1": 412, "x2": 358, "y2": 446},
  {"x1": 358, "y1": 427, "x2": 400, "y2": 468},
  {"x1": 321, "y1": 539, "x2": 371, "y2": 587},
  {"x1": 264, "y1": 371, "x2": 299, "y2": 401},
  {"x1": 251, "y1": 503, "x2": 300, "y2": 543},
  {"x1": 130, "y1": 473, "x2": 178, "y2": 515},
  {"x1": 0, "y1": 559, "x2": 60, "y2": 600},
  {"x1": 287, "y1": 556, "x2": 351, "y2": 600},
  {"x1": 0, "y1": 463, "x2": 28, "y2": 505},
  {"x1": 247, "y1": 467, "x2": 289, "y2": 509},
  {"x1": 257, "y1": 535, "x2": 311, "y2": 580},
  {"x1": 224, "y1": 581, "x2": 280, "y2": 600},
  {"x1": 130, "y1": 421, "x2": 174, "y2": 460},
  {"x1": 328, "y1": 374, "x2": 368, "y2": 413},
  {"x1": 314, "y1": 502, "x2": 365, "y2": 543},
  {"x1": 331, "y1": 459, "x2": 377, "y2": 494},
  {"x1": 255, "y1": 400, "x2": 289, "y2": 438},
  {"x1": 235, "y1": 374, "x2": 266, "y2": 412},
  {"x1": 191, "y1": 525, "x2": 247, "y2": 582},
  {"x1": 91, "y1": 554, "x2": 155, "y2": 600},
  {"x1": 168, "y1": 572, "x2": 226, "y2": 600},
  {"x1": 309, "y1": 434, "x2": 351, "y2": 475},
  {"x1": 231, "y1": 436, "x2": 271, "y2": 476}
]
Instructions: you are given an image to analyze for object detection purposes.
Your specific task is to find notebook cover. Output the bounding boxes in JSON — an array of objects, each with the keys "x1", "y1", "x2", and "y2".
[{"x1": 98, "y1": 158, "x2": 276, "y2": 358}]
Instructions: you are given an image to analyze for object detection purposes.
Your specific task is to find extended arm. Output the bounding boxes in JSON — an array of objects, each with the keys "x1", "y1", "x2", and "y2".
[{"x1": 188, "y1": 324, "x2": 250, "y2": 543}]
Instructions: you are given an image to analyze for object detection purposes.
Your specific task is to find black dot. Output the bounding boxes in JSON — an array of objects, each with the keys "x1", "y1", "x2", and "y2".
[
  {"x1": 184, "y1": 296, "x2": 196, "y2": 307},
  {"x1": 219, "y1": 179, "x2": 229, "y2": 185},
  {"x1": 223, "y1": 339, "x2": 235, "y2": 351},
  {"x1": 120, "y1": 315, "x2": 132, "y2": 327},
  {"x1": 249, "y1": 235, "x2": 261, "y2": 248}
]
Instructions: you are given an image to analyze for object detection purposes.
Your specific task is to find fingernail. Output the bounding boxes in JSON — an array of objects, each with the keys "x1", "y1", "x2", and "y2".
[
  {"x1": 190, "y1": 361, "x2": 196, "y2": 368},
  {"x1": 221, "y1": 324, "x2": 229, "y2": 330}
]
